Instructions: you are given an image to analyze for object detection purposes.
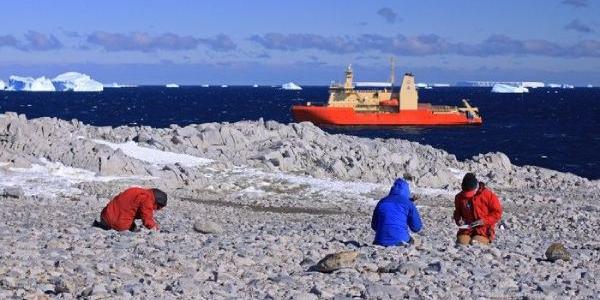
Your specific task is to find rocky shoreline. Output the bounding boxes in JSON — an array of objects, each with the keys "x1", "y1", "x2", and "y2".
[{"x1": 1, "y1": 112, "x2": 598, "y2": 299}]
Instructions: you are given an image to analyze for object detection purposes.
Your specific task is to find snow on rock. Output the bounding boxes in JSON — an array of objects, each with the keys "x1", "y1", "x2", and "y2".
[
  {"x1": 92, "y1": 139, "x2": 212, "y2": 167},
  {"x1": 491, "y1": 83, "x2": 529, "y2": 93},
  {"x1": 52, "y1": 72, "x2": 103, "y2": 92},
  {"x1": 282, "y1": 82, "x2": 302, "y2": 90},
  {"x1": 166, "y1": 83, "x2": 179, "y2": 88},
  {"x1": 0, "y1": 158, "x2": 143, "y2": 197}
]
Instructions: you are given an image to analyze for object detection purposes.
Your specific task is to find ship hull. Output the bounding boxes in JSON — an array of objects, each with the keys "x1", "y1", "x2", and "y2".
[{"x1": 292, "y1": 105, "x2": 482, "y2": 126}]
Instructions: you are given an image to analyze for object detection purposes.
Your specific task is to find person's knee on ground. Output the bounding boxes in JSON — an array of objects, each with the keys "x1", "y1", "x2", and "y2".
[
  {"x1": 471, "y1": 235, "x2": 490, "y2": 245},
  {"x1": 456, "y1": 234, "x2": 471, "y2": 245}
]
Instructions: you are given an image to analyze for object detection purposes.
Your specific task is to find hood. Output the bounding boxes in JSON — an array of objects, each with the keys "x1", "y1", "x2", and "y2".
[{"x1": 388, "y1": 178, "x2": 410, "y2": 200}]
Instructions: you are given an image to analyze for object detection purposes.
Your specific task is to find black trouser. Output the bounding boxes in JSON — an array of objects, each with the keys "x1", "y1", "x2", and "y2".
[
  {"x1": 92, "y1": 218, "x2": 138, "y2": 231},
  {"x1": 92, "y1": 219, "x2": 111, "y2": 230}
]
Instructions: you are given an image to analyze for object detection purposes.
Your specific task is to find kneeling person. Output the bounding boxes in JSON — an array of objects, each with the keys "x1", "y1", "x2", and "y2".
[
  {"x1": 95, "y1": 187, "x2": 167, "y2": 231},
  {"x1": 453, "y1": 173, "x2": 502, "y2": 245},
  {"x1": 371, "y1": 179, "x2": 422, "y2": 246}
]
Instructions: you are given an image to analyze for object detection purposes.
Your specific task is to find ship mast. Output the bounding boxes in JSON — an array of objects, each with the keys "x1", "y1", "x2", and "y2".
[{"x1": 389, "y1": 57, "x2": 396, "y2": 92}]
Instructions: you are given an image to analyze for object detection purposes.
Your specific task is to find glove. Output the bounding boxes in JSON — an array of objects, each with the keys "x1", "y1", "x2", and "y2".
[
  {"x1": 470, "y1": 219, "x2": 484, "y2": 227},
  {"x1": 410, "y1": 194, "x2": 420, "y2": 202}
]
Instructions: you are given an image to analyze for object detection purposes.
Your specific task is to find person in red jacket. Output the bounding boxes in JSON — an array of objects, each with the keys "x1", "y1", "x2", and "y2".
[
  {"x1": 453, "y1": 173, "x2": 502, "y2": 245},
  {"x1": 93, "y1": 187, "x2": 167, "y2": 231}
]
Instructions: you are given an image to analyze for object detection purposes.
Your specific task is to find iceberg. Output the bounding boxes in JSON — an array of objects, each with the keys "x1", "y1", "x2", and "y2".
[
  {"x1": 8, "y1": 75, "x2": 55, "y2": 92},
  {"x1": 587, "y1": 84, "x2": 594, "y2": 88},
  {"x1": 416, "y1": 83, "x2": 432, "y2": 89},
  {"x1": 253, "y1": 84, "x2": 259, "y2": 88},
  {"x1": 282, "y1": 82, "x2": 302, "y2": 90},
  {"x1": 7, "y1": 72, "x2": 104, "y2": 92},
  {"x1": 522, "y1": 82, "x2": 545, "y2": 88},
  {"x1": 491, "y1": 83, "x2": 529, "y2": 93},
  {"x1": 52, "y1": 72, "x2": 103, "y2": 92},
  {"x1": 166, "y1": 83, "x2": 179, "y2": 88},
  {"x1": 432, "y1": 83, "x2": 451, "y2": 87},
  {"x1": 0, "y1": 80, "x2": 5, "y2": 90},
  {"x1": 457, "y1": 81, "x2": 545, "y2": 88},
  {"x1": 561, "y1": 84, "x2": 574, "y2": 89},
  {"x1": 548, "y1": 83, "x2": 561, "y2": 88},
  {"x1": 104, "y1": 82, "x2": 136, "y2": 88},
  {"x1": 201, "y1": 84, "x2": 210, "y2": 88},
  {"x1": 355, "y1": 82, "x2": 392, "y2": 88}
]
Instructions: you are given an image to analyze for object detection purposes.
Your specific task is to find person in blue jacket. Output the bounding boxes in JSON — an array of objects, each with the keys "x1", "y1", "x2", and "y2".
[{"x1": 371, "y1": 178, "x2": 423, "y2": 246}]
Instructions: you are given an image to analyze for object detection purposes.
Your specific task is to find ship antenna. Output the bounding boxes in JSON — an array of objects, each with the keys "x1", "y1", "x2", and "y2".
[{"x1": 389, "y1": 57, "x2": 396, "y2": 90}]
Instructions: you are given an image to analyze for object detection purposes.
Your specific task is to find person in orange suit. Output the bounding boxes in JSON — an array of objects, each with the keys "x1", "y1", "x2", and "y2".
[
  {"x1": 453, "y1": 173, "x2": 502, "y2": 245},
  {"x1": 94, "y1": 187, "x2": 167, "y2": 231}
]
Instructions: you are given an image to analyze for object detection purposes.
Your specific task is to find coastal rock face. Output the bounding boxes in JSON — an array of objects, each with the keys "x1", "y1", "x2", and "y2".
[
  {"x1": 0, "y1": 112, "x2": 599, "y2": 299},
  {"x1": 0, "y1": 112, "x2": 592, "y2": 192}
]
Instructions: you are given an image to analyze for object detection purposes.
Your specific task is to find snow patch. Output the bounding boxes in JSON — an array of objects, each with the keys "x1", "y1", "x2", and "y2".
[
  {"x1": 448, "y1": 167, "x2": 466, "y2": 179},
  {"x1": 233, "y1": 167, "x2": 384, "y2": 196},
  {"x1": 92, "y1": 140, "x2": 212, "y2": 167},
  {"x1": 0, "y1": 158, "x2": 149, "y2": 197}
]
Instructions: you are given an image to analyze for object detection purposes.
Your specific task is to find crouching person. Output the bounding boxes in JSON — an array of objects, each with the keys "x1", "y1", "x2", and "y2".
[
  {"x1": 94, "y1": 187, "x2": 167, "y2": 231},
  {"x1": 453, "y1": 173, "x2": 502, "y2": 245},
  {"x1": 372, "y1": 179, "x2": 422, "y2": 246}
]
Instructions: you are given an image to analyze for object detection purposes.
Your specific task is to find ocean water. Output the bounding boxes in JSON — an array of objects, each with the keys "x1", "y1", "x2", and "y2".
[{"x1": 1, "y1": 86, "x2": 598, "y2": 179}]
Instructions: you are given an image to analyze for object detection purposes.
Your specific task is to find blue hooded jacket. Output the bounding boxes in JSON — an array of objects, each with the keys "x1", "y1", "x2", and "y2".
[{"x1": 371, "y1": 179, "x2": 423, "y2": 246}]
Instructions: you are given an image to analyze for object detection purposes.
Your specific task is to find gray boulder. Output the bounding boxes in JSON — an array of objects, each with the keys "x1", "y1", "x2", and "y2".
[
  {"x1": 311, "y1": 250, "x2": 358, "y2": 273},
  {"x1": 545, "y1": 243, "x2": 571, "y2": 262},
  {"x1": 193, "y1": 220, "x2": 223, "y2": 234},
  {"x1": 2, "y1": 186, "x2": 24, "y2": 199}
]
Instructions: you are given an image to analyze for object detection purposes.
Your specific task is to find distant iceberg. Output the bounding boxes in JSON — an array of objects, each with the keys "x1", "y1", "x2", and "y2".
[
  {"x1": 561, "y1": 84, "x2": 574, "y2": 89},
  {"x1": 355, "y1": 82, "x2": 391, "y2": 88},
  {"x1": 458, "y1": 81, "x2": 544, "y2": 88},
  {"x1": 201, "y1": 84, "x2": 210, "y2": 88},
  {"x1": 587, "y1": 84, "x2": 594, "y2": 88},
  {"x1": 282, "y1": 82, "x2": 302, "y2": 90},
  {"x1": 491, "y1": 83, "x2": 529, "y2": 93},
  {"x1": 105, "y1": 82, "x2": 136, "y2": 88},
  {"x1": 7, "y1": 72, "x2": 103, "y2": 92},
  {"x1": 547, "y1": 83, "x2": 561, "y2": 88},
  {"x1": 0, "y1": 80, "x2": 5, "y2": 90},
  {"x1": 522, "y1": 82, "x2": 545, "y2": 88},
  {"x1": 220, "y1": 84, "x2": 228, "y2": 88},
  {"x1": 166, "y1": 83, "x2": 179, "y2": 88},
  {"x1": 253, "y1": 84, "x2": 259, "y2": 88},
  {"x1": 8, "y1": 76, "x2": 55, "y2": 92},
  {"x1": 432, "y1": 83, "x2": 451, "y2": 87},
  {"x1": 52, "y1": 72, "x2": 103, "y2": 92}
]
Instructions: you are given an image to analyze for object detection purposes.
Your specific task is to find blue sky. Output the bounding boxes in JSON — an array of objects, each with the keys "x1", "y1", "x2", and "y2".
[{"x1": 1, "y1": 0, "x2": 599, "y2": 85}]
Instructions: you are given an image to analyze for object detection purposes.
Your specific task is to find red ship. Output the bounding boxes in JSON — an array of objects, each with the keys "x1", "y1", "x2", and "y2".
[{"x1": 292, "y1": 63, "x2": 482, "y2": 126}]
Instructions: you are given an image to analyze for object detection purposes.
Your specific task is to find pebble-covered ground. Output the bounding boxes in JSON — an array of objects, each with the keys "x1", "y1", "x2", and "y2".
[{"x1": 0, "y1": 112, "x2": 599, "y2": 299}]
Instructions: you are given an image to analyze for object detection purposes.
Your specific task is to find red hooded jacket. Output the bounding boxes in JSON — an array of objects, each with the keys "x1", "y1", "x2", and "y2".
[
  {"x1": 101, "y1": 187, "x2": 159, "y2": 231},
  {"x1": 453, "y1": 184, "x2": 502, "y2": 240}
]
